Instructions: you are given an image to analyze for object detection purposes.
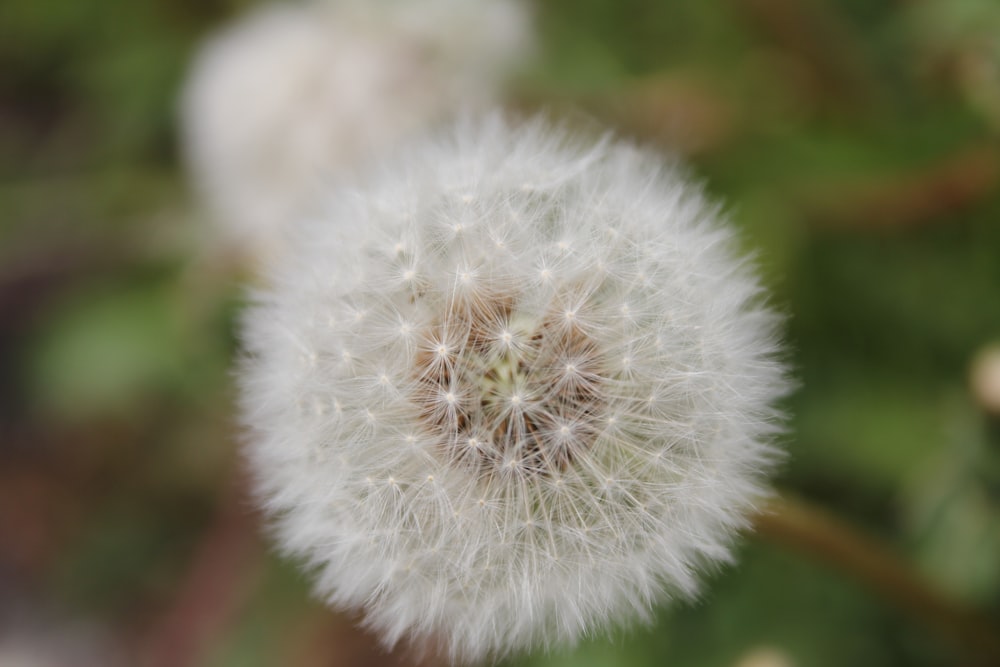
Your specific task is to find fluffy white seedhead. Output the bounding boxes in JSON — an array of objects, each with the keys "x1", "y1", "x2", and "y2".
[
  {"x1": 180, "y1": 0, "x2": 532, "y2": 258},
  {"x1": 240, "y1": 116, "x2": 788, "y2": 663}
]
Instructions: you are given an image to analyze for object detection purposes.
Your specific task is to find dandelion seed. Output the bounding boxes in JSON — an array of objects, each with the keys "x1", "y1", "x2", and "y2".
[{"x1": 239, "y1": 115, "x2": 788, "y2": 663}]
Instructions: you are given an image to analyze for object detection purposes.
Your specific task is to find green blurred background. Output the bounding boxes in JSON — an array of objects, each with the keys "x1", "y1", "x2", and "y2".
[{"x1": 2, "y1": 0, "x2": 999, "y2": 665}]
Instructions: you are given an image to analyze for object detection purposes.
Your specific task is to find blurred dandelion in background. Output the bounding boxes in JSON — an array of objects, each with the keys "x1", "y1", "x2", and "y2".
[
  {"x1": 970, "y1": 344, "x2": 1000, "y2": 415},
  {"x1": 238, "y1": 115, "x2": 788, "y2": 662},
  {"x1": 180, "y1": 0, "x2": 533, "y2": 260}
]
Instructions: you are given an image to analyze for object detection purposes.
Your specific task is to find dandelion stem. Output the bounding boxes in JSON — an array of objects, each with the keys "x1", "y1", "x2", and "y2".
[{"x1": 753, "y1": 494, "x2": 1000, "y2": 663}]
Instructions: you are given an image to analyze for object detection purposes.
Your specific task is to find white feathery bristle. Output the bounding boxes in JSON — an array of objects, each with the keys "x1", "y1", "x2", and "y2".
[
  {"x1": 239, "y1": 115, "x2": 789, "y2": 663},
  {"x1": 180, "y1": 0, "x2": 533, "y2": 258}
]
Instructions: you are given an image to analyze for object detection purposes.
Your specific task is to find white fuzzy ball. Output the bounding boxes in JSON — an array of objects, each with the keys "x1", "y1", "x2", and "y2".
[
  {"x1": 180, "y1": 0, "x2": 532, "y2": 257},
  {"x1": 239, "y1": 116, "x2": 789, "y2": 663}
]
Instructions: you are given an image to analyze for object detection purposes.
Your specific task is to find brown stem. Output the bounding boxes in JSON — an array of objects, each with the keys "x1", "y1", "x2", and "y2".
[
  {"x1": 803, "y1": 145, "x2": 1000, "y2": 231},
  {"x1": 752, "y1": 494, "x2": 1000, "y2": 663}
]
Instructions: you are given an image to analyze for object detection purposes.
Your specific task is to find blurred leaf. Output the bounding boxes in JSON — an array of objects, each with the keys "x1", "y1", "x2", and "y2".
[
  {"x1": 28, "y1": 279, "x2": 187, "y2": 423},
  {"x1": 904, "y1": 400, "x2": 1000, "y2": 603},
  {"x1": 792, "y1": 377, "x2": 947, "y2": 488}
]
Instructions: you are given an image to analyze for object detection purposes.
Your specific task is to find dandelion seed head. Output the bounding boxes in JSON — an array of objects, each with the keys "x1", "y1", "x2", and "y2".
[
  {"x1": 181, "y1": 0, "x2": 533, "y2": 258},
  {"x1": 240, "y1": 115, "x2": 789, "y2": 663}
]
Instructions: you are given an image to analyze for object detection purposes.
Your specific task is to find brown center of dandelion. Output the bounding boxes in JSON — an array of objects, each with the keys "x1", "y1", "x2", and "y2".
[{"x1": 411, "y1": 296, "x2": 606, "y2": 477}]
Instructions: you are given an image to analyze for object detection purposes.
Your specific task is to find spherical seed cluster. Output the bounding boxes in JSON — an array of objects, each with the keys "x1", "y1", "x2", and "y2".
[
  {"x1": 181, "y1": 0, "x2": 532, "y2": 257},
  {"x1": 240, "y1": 116, "x2": 788, "y2": 663}
]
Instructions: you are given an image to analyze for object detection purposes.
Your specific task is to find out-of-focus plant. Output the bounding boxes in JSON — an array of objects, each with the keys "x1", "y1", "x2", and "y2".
[
  {"x1": 906, "y1": 0, "x2": 1000, "y2": 132},
  {"x1": 179, "y1": 0, "x2": 533, "y2": 262}
]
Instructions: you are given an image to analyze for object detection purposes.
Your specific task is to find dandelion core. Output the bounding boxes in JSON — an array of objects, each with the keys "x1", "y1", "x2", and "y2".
[{"x1": 412, "y1": 292, "x2": 605, "y2": 477}]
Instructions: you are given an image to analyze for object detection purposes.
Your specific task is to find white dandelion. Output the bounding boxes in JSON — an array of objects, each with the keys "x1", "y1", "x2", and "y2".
[
  {"x1": 180, "y1": 0, "x2": 532, "y2": 258},
  {"x1": 239, "y1": 115, "x2": 789, "y2": 663}
]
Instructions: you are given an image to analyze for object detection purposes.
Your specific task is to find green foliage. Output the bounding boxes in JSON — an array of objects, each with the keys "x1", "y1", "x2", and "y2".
[{"x1": 28, "y1": 279, "x2": 188, "y2": 422}]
